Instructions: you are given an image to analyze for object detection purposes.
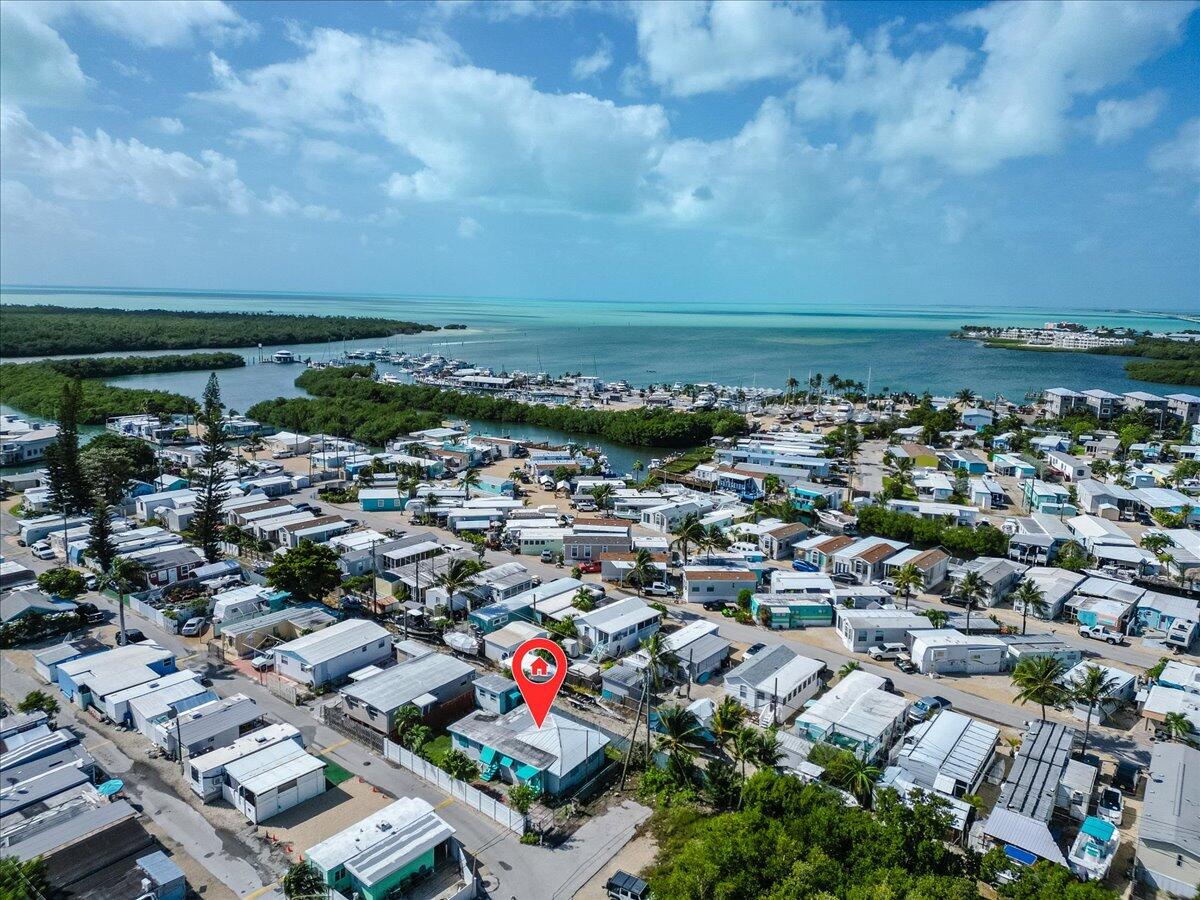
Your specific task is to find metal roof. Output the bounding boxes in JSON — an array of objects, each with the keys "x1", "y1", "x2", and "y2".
[
  {"x1": 274, "y1": 618, "x2": 390, "y2": 666},
  {"x1": 997, "y1": 721, "x2": 1077, "y2": 822},
  {"x1": 339, "y1": 653, "x2": 475, "y2": 712},
  {"x1": 983, "y1": 807, "x2": 1068, "y2": 866},
  {"x1": 306, "y1": 797, "x2": 448, "y2": 871},
  {"x1": 343, "y1": 810, "x2": 455, "y2": 887},
  {"x1": 449, "y1": 707, "x2": 608, "y2": 777},
  {"x1": 1142, "y1": 742, "x2": 1200, "y2": 859},
  {"x1": 188, "y1": 723, "x2": 302, "y2": 774},
  {"x1": 897, "y1": 711, "x2": 999, "y2": 790},
  {"x1": 225, "y1": 742, "x2": 324, "y2": 795},
  {"x1": 726, "y1": 645, "x2": 823, "y2": 696},
  {"x1": 171, "y1": 694, "x2": 259, "y2": 746}
]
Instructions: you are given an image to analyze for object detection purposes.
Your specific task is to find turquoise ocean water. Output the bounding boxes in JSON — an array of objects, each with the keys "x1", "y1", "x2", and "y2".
[{"x1": 2, "y1": 286, "x2": 1195, "y2": 473}]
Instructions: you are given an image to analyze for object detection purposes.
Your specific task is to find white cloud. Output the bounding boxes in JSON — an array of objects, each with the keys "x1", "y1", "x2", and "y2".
[
  {"x1": 0, "y1": 3, "x2": 89, "y2": 106},
  {"x1": 201, "y1": 30, "x2": 671, "y2": 215},
  {"x1": 942, "y1": 205, "x2": 969, "y2": 244},
  {"x1": 793, "y1": 0, "x2": 1195, "y2": 172},
  {"x1": 65, "y1": 0, "x2": 255, "y2": 47},
  {"x1": 152, "y1": 116, "x2": 185, "y2": 135},
  {"x1": 457, "y1": 215, "x2": 481, "y2": 238},
  {"x1": 1092, "y1": 91, "x2": 1165, "y2": 144},
  {"x1": 0, "y1": 179, "x2": 92, "y2": 239},
  {"x1": 633, "y1": 0, "x2": 848, "y2": 96},
  {"x1": 1, "y1": 104, "x2": 335, "y2": 220},
  {"x1": 0, "y1": 1, "x2": 253, "y2": 108},
  {"x1": 299, "y1": 138, "x2": 379, "y2": 169},
  {"x1": 434, "y1": 0, "x2": 575, "y2": 22},
  {"x1": 572, "y1": 35, "x2": 612, "y2": 80},
  {"x1": 1149, "y1": 118, "x2": 1200, "y2": 179}
]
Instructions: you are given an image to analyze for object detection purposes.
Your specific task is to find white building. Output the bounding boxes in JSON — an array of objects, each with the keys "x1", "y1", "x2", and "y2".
[
  {"x1": 187, "y1": 723, "x2": 304, "y2": 800},
  {"x1": 223, "y1": 740, "x2": 327, "y2": 824},
  {"x1": 272, "y1": 619, "x2": 393, "y2": 688},
  {"x1": 723, "y1": 645, "x2": 824, "y2": 724},
  {"x1": 796, "y1": 670, "x2": 909, "y2": 763},
  {"x1": 909, "y1": 630, "x2": 1008, "y2": 675},
  {"x1": 574, "y1": 597, "x2": 661, "y2": 659}
]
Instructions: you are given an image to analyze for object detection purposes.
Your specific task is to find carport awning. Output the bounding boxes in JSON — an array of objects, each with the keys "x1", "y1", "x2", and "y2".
[
  {"x1": 480, "y1": 746, "x2": 496, "y2": 764},
  {"x1": 516, "y1": 763, "x2": 541, "y2": 779}
]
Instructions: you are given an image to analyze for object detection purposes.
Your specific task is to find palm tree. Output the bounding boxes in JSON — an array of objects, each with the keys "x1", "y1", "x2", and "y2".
[
  {"x1": 244, "y1": 434, "x2": 265, "y2": 463},
  {"x1": 1012, "y1": 580, "x2": 1046, "y2": 636},
  {"x1": 751, "y1": 727, "x2": 784, "y2": 770},
  {"x1": 955, "y1": 571, "x2": 986, "y2": 635},
  {"x1": 891, "y1": 563, "x2": 922, "y2": 610},
  {"x1": 589, "y1": 483, "x2": 615, "y2": 510},
  {"x1": 393, "y1": 704, "x2": 423, "y2": 744},
  {"x1": 434, "y1": 557, "x2": 481, "y2": 614},
  {"x1": 639, "y1": 631, "x2": 678, "y2": 690},
  {"x1": 762, "y1": 474, "x2": 782, "y2": 499},
  {"x1": 1161, "y1": 711, "x2": 1193, "y2": 744},
  {"x1": 670, "y1": 513, "x2": 705, "y2": 566},
  {"x1": 700, "y1": 524, "x2": 729, "y2": 561},
  {"x1": 709, "y1": 696, "x2": 746, "y2": 756},
  {"x1": 1011, "y1": 656, "x2": 1067, "y2": 724},
  {"x1": 654, "y1": 705, "x2": 706, "y2": 760},
  {"x1": 459, "y1": 468, "x2": 481, "y2": 499},
  {"x1": 838, "y1": 754, "x2": 882, "y2": 808},
  {"x1": 96, "y1": 557, "x2": 146, "y2": 644},
  {"x1": 729, "y1": 726, "x2": 760, "y2": 805},
  {"x1": 1109, "y1": 461, "x2": 1130, "y2": 486},
  {"x1": 624, "y1": 548, "x2": 657, "y2": 597},
  {"x1": 837, "y1": 661, "x2": 860, "y2": 680},
  {"x1": 955, "y1": 388, "x2": 975, "y2": 407},
  {"x1": 1071, "y1": 664, "x2": 1120, "y2": 755},
  {"x1": 570, "y1": 587, "x2": 596, "y2": 612},
  {"x1": 631, "y1": 459, "x2": 644, "y2": 484},
  {"x1": 920, "y1": 608, "x2": 949, "y2": 629}
]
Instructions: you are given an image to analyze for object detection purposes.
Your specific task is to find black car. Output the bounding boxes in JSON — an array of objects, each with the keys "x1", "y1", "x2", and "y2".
[
  {"x1": 606, "y1": 871, "x2": 650, "y2": 900},
  {"x1": 830, "y1": 572, "x2": 858, "y2": 585},
  {"x1": 703, "y1": 601, "x2": 728, "y2": 612},
  {"x1": 118, "y1": 628, "x2": 146, "y2": 645},
  {"x1": 746, "y1": 643, "x2": 766, "y2": 657},
  {"x1": 1114, "y1": 759, "x2": 1142, "y2": 793}
]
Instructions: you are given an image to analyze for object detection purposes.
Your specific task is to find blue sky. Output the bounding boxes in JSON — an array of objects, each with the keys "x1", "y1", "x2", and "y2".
[{"x1": 1, "y1": 0, "x2": 1197, "y2": 310}]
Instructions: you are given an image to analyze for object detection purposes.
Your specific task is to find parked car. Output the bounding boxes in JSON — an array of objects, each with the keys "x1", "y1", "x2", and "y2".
[
  {"x1": 32, "y1": 545, "x2": 56, "y2": 560},
  {"x1": 1097, "y1": 787, "x2": 1124, "y2": 825},
  {"x1": 894, "y1": 657, "x2": 918, "y2": 674},
  {"x1": 578, "y1": 560, "x2": 601, "y2": 574},
  {"x1": 703, "y1": 600, "x2": 728, "y2": 612},
  {"x1": 875, "y1": 579, "x2": 897, "y2": 594},
  {"x1": 867, "y1": 642, "x2": 906, "y2": 661},
  {"x1": 791, "y1": 559, "x2": 819, "y2": 572},
  {"x1": 830, "y1": 572, "x2": 857, "y2": 585},
  {"x1": 75, "y1": 602, "x2": 104, "y2": 625},
  {"x1": 644, "y1": 582, "x2": 676, "y2": 598},
  {"x1": 250, "y1": 653, "x2": 274, "y2": 671},
  {"x1": 606, "y1": 871, "x2": 651, "y2": 900},
  {"x1": 745, "y1": 643, "x2": 766, "y2": 658},
  {"x1": 83, "y1": 574, "x2": 98, "y2": 590},
  {"x1": 118, "y1": 628, "x2": 146, "y2": 646},
  {"x1": 908, "y1": 695, "x2": 951, "y2": 724},
  {"x1": 540, "y1": 549, "x2": 555, "y2": 563},
  {"x1": 180, "y1": 617, "x2": 207, "y2": 637},
  {"x1": 1113, "y1": 759, "x2": 1142, "y2": 793},
  {"x1": 1079, "y1": 625, "x2": 1124, "y2": 645}
]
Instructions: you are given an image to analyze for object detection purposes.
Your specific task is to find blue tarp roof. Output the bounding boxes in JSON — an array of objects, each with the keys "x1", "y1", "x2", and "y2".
[{"x1": 1082, "y1": 816, "x2": 1115, "y2": 842}]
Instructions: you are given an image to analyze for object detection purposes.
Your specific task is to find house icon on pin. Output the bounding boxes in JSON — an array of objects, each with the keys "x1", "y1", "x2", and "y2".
[{"x1": 530, "y1": 657, "x2": 550, "y2": 678}]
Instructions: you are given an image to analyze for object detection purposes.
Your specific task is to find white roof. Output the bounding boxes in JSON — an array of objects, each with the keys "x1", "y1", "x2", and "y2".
[
  {"x1": 1143, "y1": 685, "x2": 1200, "y2": 730},
  {"x1": 911, "y1": 629, "x2": 1006, "y2": 652},
  {"x1": 515, "y1": 713, "x2": 611, "y2": 778},
  {"x1": 274, "y1": 618, "x2": 390, "y2": 666},
  {"x1": 485, "y1": 621, "x2": 547, "y2": 649},
  {"x1": 797, "y1": 670, "x2": 908, "y2": 740},
  {"x1": 307, "y1": 797, "x2": 451, "y2": 872},
  {"x1": 189, "y1": 723, "x2": 302, "y2": 774},
  {"x1": 575, "y1": 597, "x2": 658, "y2": 635},
  {"x1": 225, "y1": 741, "x2": 324, "y2": 794}
]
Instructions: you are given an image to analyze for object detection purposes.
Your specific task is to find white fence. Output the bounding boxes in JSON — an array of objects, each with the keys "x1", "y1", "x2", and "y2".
[{"x1": 383, "y1": 740, "x2": 528, "y2": 835}]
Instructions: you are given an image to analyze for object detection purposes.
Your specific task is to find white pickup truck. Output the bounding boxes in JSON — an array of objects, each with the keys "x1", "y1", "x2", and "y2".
[{"x1": 1078, "y1": 624, "x2": 1124, "y2": 645}]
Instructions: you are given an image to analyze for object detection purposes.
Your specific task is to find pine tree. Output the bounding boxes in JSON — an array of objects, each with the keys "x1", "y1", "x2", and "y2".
[
  {"x1": 87, "y1": 500, "x2": 118, "y2": 574},
  {"x1": 45, "y1": 378, "x2": 90, "y2": 515},
  {"x1": 187, "y1": 373, "x2": 230, "y2": 562}
]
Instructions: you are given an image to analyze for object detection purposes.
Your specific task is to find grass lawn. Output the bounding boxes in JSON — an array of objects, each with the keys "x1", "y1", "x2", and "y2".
[
  {"x1": 423, "y1": 735, "x2": 452, "y2": 767},
  {"x1": 659, "y1": 445, "x2": 715, "y2": 475},
  {"x1": 321, "y1": 756, "x2": 354, "y2": 786}
]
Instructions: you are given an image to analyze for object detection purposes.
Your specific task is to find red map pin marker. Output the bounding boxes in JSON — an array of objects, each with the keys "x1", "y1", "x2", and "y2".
[{"x1": 511, "y1": 638, "x2": 567, "y2": 729}]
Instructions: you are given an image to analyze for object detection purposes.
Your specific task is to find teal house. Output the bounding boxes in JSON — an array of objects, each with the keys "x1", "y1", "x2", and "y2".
[
  {"x1": 359, "y1": 487, "x2": 404, "y2": 511},
  {"x1": 448, "y1": 707, "x2": 609, "y2": 797},
  {"x1": 751, "y1": 594, "x2": 835, "y2": 630},
  {"x1": 474, "y1": 674, "x2": 524, "y2": 714},
  {"x1": 476, "y1": 475, "x2": 516, "y2": 496},
  {"x1": 305, "y1": 797, "x2": 467, "y2": 900}
]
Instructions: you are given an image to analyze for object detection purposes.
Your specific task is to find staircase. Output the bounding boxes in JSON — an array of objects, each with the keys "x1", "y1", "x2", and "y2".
[{"x1": 480, "y1": 762, "x2": 499, "y2": 782}]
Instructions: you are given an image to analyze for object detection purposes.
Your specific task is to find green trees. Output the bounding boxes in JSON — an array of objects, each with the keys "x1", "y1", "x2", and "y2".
[
  {"x1": 96, "y1": 558, "x2": 146, "y2": 644},
  {"x1": 624, "y1": 548, "x2": 658, "y2": 596},
  {"x1": 36, "y1": 567, "x2": 86, "y2": 600},
  {"x1": 281, "y1": 860, "x2": 325, "y2": 899},
  {"x1": 434, "y1": 557, "x2": 484, "y2": 613},
  {"x1": 1071, "y1": 665, "x2": 1120, "y2": 755},
  {"x1": 920, "y1": 608, "x2": 949, "y2": 629},
  {"x1": 639, "y1": 632, "x2": 677, "y2": 691},
  {"x1": 248, "y1": 366, "x2": 747, "y2": 450},
  {"x1": 855, "y1": 504, "x2": 1009, "y2": 558},
  {"x1": 954, "y1": 571, "x2": 986, "y2": 635},
  {"x1": 43, "y1": 378, "x2": 90, "y2": 515},
  {"x1": 1161, "y1": 711, "x2": 1193, "y2": 743},
  {"x1": 87, "y1": 501, "x2": 119, "y2": 574},
  {"x1": 1012, "y1": 580, "x2": 1046, "y2": 635},
  {"x1": 709, "y1": 696, "x2": 747, "y2": 756},
  {"x1": 18, "y1": 690, "x2": 59, "y2": 719},
  {"x1": 1011, "y1": 656, "x2": 1067, "y2": 723},
  {"x1": 264, "y1": 542, "x2": 343, "y2": 603},
  {"x1": 186, "y1": 373, "x2": 231, "y2": 562},
  {"x1": 508, "y1": 783, "x2": 538, "y2": 814},
  {"x1": 0, "y1": 855, "x2": 51, "y2": 899},
  {"x1": 589, "y1": 483, "x2": 615, "y2": 510},
  {"x1": 1055, "y1": 541, "x2": 1088, "y2": 572},
  {"x1": 670, "y1": 513, "x2": 705, "y2": 565},
  {"x1": 891, "y1": 562, "x2": 923, "y2": 610},
  {"x1": 459, "y1": 468, "x2": 481, "y2": 499},
  {"x1": 440, "y1": 749, "x2": 479, "y2": 782},
  {"x1": 1, "y1": 304, "x2": 438, "y2": 357}
]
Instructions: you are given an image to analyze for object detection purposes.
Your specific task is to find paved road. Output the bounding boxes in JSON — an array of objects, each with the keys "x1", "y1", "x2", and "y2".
[{"x1": 0, "y1": 506, "x2": 651, "y2": 900}]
